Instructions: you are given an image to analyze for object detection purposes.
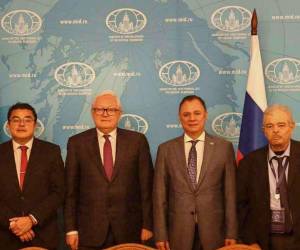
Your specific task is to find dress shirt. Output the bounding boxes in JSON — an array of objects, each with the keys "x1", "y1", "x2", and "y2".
[
  {"x1": 184, "y1": 132, "x2": 205, "y2": 183},
  {"x1": 97, "y1": 128, "x2": 117, "y2": 165},
  {"x1": 268, "y1": 143, "x2": 290, "y2": 210},
  {"x1": 12, "y1": 138, "x2": 33, "y2": 184}
]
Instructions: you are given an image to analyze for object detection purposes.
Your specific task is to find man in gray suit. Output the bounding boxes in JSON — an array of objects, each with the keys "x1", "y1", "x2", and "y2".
[{"x1": 153, "y1": 95, "x2": 237, "y2": 250}]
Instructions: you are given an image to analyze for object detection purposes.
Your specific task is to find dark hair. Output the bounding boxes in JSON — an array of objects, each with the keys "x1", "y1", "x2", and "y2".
[
  {"x1": 179, "y1": 95, "x2": 207, "y2": 112},
  {"x1": 7, "y1": 102, "x2": 37, "y2": 122}
]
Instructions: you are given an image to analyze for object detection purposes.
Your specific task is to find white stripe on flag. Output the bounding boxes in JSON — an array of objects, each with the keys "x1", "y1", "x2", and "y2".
[{"x1": 246, "y1": 35, "x2": 267, "y2": 112}]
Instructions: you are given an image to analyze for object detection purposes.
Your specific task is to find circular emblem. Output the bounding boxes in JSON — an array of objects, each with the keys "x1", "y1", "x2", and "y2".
[
  {"x1": 159, "y1": 60, "x2": 200, "y2": 86},
  {"x1": 211, "y1": 6, "x2": 251, "y2": 32},
  {"x1": 119, "y1": 114, "x2": 148, "y2": 134},
  {"x1": 212, "y1": 112, "x2": 242, "y2": 139},
  {"x1": 54, "y1": 62, "x2": 95, "y2": 88},
  {"x1": 3, "y1": 119, "x2": 45, "y2": 138},
  {"x1": 106, "y1": 8, "x2": 147, "y2": 34},
  {"x1": 265, "y1": 58, "x2": 300, "y2": 84},
  {"x1": 1, "y1": 9, "x2": 42, "y2": 36}
]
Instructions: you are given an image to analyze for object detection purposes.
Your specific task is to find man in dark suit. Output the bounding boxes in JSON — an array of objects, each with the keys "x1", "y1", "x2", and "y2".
[
  {"x1": 64, "y1": 90, "x2": 154, "y2": 250},
  {"x1": 153, "y1": 95, "x2": 237, "y2": 250},
  {"x1": 238, "y1": 104, "x2": 300, "y2": 250},
  {"x1": 0, "y1": 103, "x2": 65, "y2": 250}
]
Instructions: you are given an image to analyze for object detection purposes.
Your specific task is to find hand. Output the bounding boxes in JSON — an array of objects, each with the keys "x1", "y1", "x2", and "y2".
[
  {"x1": 224, "y1": 238, "x2": 236, "y2": 246},
  {"x1": 141, "y1": 228, "x2": 153, "y2": 241},
  {"x1": 9, "y1": 216, "x2": 33, "y2": 236},
  {"x1": 19, "y1": 229, "x2": 35, "y2": 242},
  {"x1": 156, "y1": 241, "x2": 170, "y2": 250},
  {"x1": 250, "y1": 243, "x2": 262, "y2": 249},
  {"x1": 66, "y1": 234, "x2": 79, "y2": 250}
]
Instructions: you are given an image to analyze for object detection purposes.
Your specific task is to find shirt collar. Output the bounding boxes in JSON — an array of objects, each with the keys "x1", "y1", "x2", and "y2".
[
  {"x1": 184, "y1": 131, "x2": 205, "y2": 143},
  {"x1": 12, "y1": 137, "x2": 34, "y2": 152},
  {"x1": 96, "y1": 128, "x2": 117, "y2": 140},
  {"x1": 268, "y1": 142, "x2": 291, "y2": 159}
]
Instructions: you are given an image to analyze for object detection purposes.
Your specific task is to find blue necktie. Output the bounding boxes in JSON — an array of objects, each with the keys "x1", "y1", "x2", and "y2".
[{"x1": 188, "y1": 140, "x2": 199, "y2": 187}]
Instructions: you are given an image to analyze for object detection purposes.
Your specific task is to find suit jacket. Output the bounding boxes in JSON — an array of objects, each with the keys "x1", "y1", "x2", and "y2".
[
  {"x1": 64, "y1": 128, "x2": 154, "y2": 247},
  {"x1": 0, "y1": 138, "x2": 65, "y2": 250},
  {"x1": 153, "y1": 133, "x2": 237, "y2": 250},
  {"x1": 237, "y1": 140, "x2": 300, "y2": 250}
]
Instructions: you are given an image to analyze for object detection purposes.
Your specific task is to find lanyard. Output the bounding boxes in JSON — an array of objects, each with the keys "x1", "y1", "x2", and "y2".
[{"x1": 269, "y1": 156, "x2": 289, "y2": 194}]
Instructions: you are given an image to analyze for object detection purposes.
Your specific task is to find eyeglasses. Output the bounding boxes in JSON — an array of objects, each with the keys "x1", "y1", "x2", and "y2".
[
  {"x1": 263, "y1": 123, "x2": 290, "y2": 130},
  {"x1": 92, "y1": 107, "x2": 120, "y2": 116},
  {"x1": 9, "y1": 117, "x2": 35, "y2": 125}
]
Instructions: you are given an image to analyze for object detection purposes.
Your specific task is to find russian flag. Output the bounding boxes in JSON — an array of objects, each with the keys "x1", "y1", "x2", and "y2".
[{"x1": 237, "y1": 18, "x2": 268, "y2": 163}]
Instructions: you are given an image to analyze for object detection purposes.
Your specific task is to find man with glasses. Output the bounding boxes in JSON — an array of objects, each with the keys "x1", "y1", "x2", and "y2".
[
  {"x1": 64, "y1": 90, "x2": 154, "y2": 250},
  {"x1": 0, "y1": 103, "x2": 64, "y2": 250},
  {"x1": 238, "y1": 104, "x2": 300, "y2": 250}
]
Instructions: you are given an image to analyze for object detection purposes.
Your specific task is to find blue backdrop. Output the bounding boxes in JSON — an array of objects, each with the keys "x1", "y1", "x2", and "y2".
[
  {"x1": 1, "y1": 0, "x2": 300, "y2": 161},
  {"x1": 1, "y1": 1, "x2": 300, "y2": 249}
]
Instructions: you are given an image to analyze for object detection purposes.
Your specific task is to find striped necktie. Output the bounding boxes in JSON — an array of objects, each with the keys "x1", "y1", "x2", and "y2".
[{"x1": 187, "y1": 140, "x2": 199, "y2": 187}]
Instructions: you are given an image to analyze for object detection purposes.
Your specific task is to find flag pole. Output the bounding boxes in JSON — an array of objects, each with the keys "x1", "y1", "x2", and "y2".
[{"x1": 251, "y1": 9, "x2": 257, "y2": 35}]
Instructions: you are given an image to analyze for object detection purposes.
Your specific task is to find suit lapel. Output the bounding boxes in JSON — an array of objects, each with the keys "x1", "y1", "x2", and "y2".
[
  {"x1": 90, "y1": 129, "x2": 109, "y2": 181},
  {"x1": 258, "y1": 148, "x2": 270, "y2": 203},
  {"x1": 196, "y1": 134, "x2": 214, "y2": 188},
  {"x1": 287, "y1": 140, "x2": 299, "y2": 189},
  {"x1": 22, "y1": 139, "x2": 38, "y2": 191},
  {"x1": 3, "y1": 141, "x2": 21, "y2": 193},
  {"x1": 111, "y1": 128, "x2": 125, "y2": 181}
]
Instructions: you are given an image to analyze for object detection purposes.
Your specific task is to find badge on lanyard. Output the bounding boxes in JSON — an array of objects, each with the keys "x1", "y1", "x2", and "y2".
[
  {"x1": 271, "y1": 209, "x2": 286, "y2": 233},
  {"x1": 269, "y1": 155, "x2": 288, "y2": 202}
]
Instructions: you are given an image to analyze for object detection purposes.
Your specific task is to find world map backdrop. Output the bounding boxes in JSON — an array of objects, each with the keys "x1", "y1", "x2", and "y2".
[{"x1": 1, "y1": 0, "x2": 300, "y2": 161}]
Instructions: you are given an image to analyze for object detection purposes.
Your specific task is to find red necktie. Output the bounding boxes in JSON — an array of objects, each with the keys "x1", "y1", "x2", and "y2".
[
  {"x1": 103, "y1": 135, "x2": 113, "y2": 180},
  {"x1": 19, "y1": 145, "x2": 28, "y2": 189}
]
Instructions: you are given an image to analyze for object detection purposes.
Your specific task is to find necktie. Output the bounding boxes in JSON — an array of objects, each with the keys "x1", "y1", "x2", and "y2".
[
  {"x1": 19, "y1": 145, "x2": 28, "y2": 189},
  {"x1": 103, "y1": 135, "x2": 113, "y2": 180},
  {"x1": 187, "y1": 140, "x2": 199, "y2": 187},
  {"x1": 275, "y1": 156, "x2": 292, "y2": 232}
]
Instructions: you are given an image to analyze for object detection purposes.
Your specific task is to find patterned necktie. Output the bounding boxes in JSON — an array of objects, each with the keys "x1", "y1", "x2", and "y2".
[
  {"x1": 103, "y1": 135, "x2": 113, "y2": 180},
  {"x1": 188, "y1": 140, "x2": 199, "y2": 187},
  {"x1": 275, "y1": 156, "x2": 292, "y2": 232},
  {"x1": 19, "y1": 145, "x2": 28, "y2": 189}
]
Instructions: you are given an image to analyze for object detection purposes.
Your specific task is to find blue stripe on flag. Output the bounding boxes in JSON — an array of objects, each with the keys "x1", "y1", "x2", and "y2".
[{"x1": 238, "y1": 92, "x2": 267, "y2": 157}]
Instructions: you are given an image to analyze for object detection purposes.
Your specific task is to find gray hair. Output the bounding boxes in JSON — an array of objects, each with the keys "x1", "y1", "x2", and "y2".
[
  {"x1": 263, "y1": 104, "x2": 294, "y2": 124},
  {"x1": 92, "y1": 90, "x2": 122, "y2": 109}
]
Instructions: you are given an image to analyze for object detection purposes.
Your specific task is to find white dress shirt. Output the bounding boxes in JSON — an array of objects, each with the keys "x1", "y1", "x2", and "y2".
[{"x1": 184, "y1": 132, "x2": 205, "y2": 183}]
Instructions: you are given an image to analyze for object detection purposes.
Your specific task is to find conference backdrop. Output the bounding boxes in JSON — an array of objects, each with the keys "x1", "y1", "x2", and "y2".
[{"x1": 1, "y1": 0, "x2": 300, "y2": 160}]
